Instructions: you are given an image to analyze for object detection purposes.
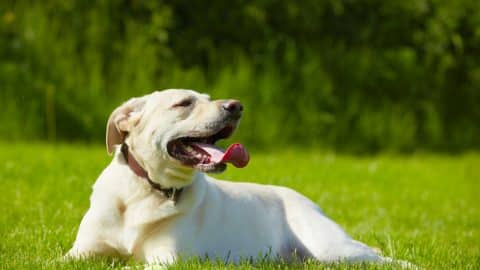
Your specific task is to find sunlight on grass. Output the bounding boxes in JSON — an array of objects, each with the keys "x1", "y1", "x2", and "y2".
[{"x1": 0, "y1": 143, "x2": 478, "y2": 269}]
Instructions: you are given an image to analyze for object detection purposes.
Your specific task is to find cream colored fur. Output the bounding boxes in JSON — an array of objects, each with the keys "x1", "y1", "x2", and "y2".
[{"x1": 66, "y1": 89, "x2": 407, "y2": 266}]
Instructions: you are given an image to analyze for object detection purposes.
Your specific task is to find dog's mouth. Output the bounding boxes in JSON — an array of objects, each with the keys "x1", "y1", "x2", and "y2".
[{"x1": 167, "y1": 125, "x2": 249, "y2": 173}]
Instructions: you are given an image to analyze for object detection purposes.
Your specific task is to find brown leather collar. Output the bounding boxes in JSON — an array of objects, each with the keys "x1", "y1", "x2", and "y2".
[{"x1": 121, "y1": 143, "x2": 183, "y2": 203}]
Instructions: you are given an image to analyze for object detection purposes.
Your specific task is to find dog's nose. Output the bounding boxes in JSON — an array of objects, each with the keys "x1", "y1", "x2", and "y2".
[
  {"x1": 222, "y1": 100, "x2": 243, "y2": 115},
  {"x1": 221, "y1": 100, "x2": 243, "y2": 120}
]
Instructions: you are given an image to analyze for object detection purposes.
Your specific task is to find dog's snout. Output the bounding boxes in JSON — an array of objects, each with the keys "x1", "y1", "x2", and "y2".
[{"x1": 222, "y1": 100, "x2": 243, "y2": 115}]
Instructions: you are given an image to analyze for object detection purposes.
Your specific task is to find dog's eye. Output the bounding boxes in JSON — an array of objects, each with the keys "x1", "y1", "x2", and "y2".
[{"x1": 172, "y1": 99, "x2": 194, "y2": 108}]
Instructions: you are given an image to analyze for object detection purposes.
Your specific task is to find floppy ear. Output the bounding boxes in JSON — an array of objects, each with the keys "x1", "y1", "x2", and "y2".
[{"x1": 106, "y1": 97, "x2": 146, "y2": 155}]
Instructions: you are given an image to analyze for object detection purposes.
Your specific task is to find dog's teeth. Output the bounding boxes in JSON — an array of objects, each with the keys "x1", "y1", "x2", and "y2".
[{"x1": 200, "y1": 155, "x2": 210, "y2": 164}]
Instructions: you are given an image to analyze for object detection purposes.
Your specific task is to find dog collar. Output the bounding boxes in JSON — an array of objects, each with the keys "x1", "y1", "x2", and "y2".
[{"x1": 121, "y1": 143, "x2": 183, "y2": 203}]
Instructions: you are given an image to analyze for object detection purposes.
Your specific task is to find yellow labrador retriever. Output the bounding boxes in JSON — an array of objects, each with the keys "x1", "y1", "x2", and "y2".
[{"x1": 66, "y1": 89, "x2": 399, "y2": 265}]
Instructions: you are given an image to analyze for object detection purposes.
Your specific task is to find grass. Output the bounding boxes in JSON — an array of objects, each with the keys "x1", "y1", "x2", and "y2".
[{"x1": 0, "y1": 142, "x2": 478, "y2": 269}]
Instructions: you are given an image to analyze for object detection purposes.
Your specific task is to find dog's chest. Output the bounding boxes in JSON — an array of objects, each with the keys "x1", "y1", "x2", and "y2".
[{"x1": 115, "y1": 189, "x2": 180, "y2": 253}]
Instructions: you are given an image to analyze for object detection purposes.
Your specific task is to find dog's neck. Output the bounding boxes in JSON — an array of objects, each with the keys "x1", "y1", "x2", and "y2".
[{"x1": 120, "y1": 143, "x2": 193, "y2": 203}]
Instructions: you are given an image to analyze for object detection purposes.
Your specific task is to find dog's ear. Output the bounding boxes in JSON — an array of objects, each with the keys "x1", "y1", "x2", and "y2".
[{"x1": 106, "y1": 97, "x2": 147, "y2": 155}]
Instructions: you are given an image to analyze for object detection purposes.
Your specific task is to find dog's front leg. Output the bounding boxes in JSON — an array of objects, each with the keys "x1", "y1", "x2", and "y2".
[
  {"x1": 65, "y1": 201, "x2": 125, "y2": 259},
  {"x1": 142, "y1": 248, "x2": 177, "y2": 268}
]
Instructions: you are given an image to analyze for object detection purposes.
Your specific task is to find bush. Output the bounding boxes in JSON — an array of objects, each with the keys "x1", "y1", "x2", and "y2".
[{"x1": 1, "y1": 0, "x2": 479, "y2": 152}]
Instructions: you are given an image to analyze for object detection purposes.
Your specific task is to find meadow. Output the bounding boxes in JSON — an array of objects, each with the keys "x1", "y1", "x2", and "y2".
[
  {"x1": 2, "y1": 1, "x2": 479, "y2": 268},
  {"x1": 0, "y1": 143, "x2": 478, "y2": 269}
]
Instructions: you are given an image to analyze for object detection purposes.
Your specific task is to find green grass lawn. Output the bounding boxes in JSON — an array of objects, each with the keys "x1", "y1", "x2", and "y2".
[{"x1": 0, "y1": 143, "x2": 478, "y2": 269}]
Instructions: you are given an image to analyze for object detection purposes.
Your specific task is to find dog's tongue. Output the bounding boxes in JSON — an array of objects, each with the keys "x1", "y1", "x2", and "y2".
[{"x1": 192, "y1": 143, "x2": 249, "y2": 168}]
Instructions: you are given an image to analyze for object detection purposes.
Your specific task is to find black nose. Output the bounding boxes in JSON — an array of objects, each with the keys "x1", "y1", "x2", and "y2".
[
  {"x1": 222, "y1": 100, "x2": 243, "y2": 115},
  {"x1": 222, "y1": 100, "x2": 243, "y2": 120}
]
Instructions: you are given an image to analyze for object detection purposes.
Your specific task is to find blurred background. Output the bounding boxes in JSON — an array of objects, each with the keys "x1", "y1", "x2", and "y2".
[{"x1": 1, "y1": 0, "x2": 479, "y2": 153}]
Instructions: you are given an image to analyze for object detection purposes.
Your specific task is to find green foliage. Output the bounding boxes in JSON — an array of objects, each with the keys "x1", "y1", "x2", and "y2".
[
  {"x1": 0, "y1": 143, "x2": 479, "y2": 268},
  {"x1": 1, "y1": 0, "x2": 479, "y2": 152}
]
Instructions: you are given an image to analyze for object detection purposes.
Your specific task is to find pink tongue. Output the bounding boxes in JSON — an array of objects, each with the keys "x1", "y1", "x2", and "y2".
[{"x1": 192, "y1": 143, "x2": 249, "y2": 168}]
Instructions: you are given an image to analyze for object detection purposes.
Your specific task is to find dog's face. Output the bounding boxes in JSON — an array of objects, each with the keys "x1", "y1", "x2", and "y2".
[{"x1": 106, "y1": 89, "x2": 249, "y2": 183}]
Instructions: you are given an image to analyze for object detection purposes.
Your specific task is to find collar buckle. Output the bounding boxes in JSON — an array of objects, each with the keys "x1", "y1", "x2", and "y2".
[{"x1": 121, "y1": 143, "x2": 183, "y2": 204}]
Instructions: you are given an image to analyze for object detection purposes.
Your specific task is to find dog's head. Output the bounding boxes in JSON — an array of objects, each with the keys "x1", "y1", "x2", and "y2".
[{"x1": 106, "y1": 89, "x2": 249, "y2": 186}]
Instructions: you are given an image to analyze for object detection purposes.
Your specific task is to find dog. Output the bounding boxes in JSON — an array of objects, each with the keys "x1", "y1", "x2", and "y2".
[{"x1": 66, "y1": 89, "x2": 401, "y2": 266}]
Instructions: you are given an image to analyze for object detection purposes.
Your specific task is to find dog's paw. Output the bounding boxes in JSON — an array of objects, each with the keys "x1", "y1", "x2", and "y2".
[
  {"x1": 63, "y1": 249, "x2": 80, "y2": 261},
  {"x1": 141, "y1": 264, "x2": 169, "y2": 270},
  {"x1": 62, "y1": 247, "x2": 96, "y2": 261}
]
